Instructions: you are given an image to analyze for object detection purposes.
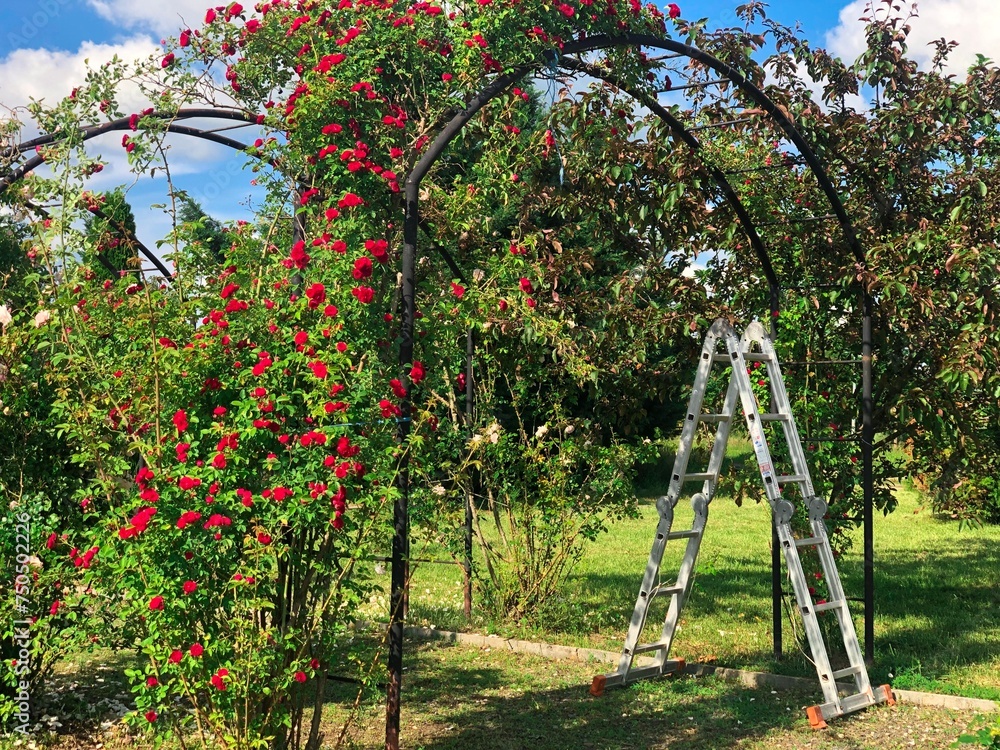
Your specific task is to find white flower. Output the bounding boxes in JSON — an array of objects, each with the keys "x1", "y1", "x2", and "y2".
[
  {"x1": 564, "y1": 424, "x2": 575, "y2": 435},
  {"x1": 535, "y1": 424, "x2": 548, "y2": 439},
  {"x1": 0, "y1": 305, "x2": 11, "y2": 329},
  {"x1": 33, "y1": 310, "x2": 50, "y2": 328},
  {"x1": 431, "y1": 484, "x2": 446, "y2": 496}
]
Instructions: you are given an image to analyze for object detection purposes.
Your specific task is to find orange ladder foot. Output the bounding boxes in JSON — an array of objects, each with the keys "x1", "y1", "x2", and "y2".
[
  {"x1": 806, "y1": 705, "x2": 828, "y2": 730},
  {"x1": 589, "y1": 675, "x2": 606, "y2": 697}
]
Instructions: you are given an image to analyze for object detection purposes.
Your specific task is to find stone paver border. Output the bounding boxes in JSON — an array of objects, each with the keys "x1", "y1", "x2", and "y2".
[{"x1": 402, "y1": 626, "x2": 999, "y2": 714}]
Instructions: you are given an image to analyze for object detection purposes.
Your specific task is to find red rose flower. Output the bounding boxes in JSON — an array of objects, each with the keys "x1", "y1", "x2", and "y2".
[
  {"x1": 145, "y1": 710, "x2": 157, "y2": 723},
  {"x1": 169, "y1": 649, "x2": 183, "y2": 664},
  {"x1": 257, "y1": 532, "x2": 272, "y2": 545},
  {"x1": 149, "y1": 595, "x2": 164, "y2": 611},
  {"x1": 353, "y1": 256, "x2": 373, "y2": 279},
  {"x1": 338, "y1": 192, "x2": 363, "y2": 209},
  {"x1": 305, "y1": 283, "x2": 326, "y2": 308},
  {"x1": 146, "y1": 676, "x2": 158, "y2": 687},
  {"x1": 294, "y1": 671, "x2": 307, "y2": 683},
  {"x1": 668, "y1": 3, "x2": 681, "y2": 18},
  {"x1": 351, "y1": 286, "x2": 374, "y2": 304},
  {"x1": 189, "y1": 643, "x2": 204, "y2": 658},
  {"x1": 211, "y1": 668, "x2": 229, "y2": 690},
  {"x1": 183, "y1": 580, "x2": 197, "y2": 595}
]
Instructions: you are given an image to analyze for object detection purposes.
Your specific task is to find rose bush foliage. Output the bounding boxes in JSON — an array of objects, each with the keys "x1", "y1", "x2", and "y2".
[{"x1": 0, "y1": 0, "x2": 695, "y2": 745}]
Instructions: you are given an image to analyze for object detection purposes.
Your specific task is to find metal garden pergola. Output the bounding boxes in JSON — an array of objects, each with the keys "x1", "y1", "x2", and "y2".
[
  {"x1": 390, "y1": 32, "x2": 877, "y2": 750},
  {"x1": 0, "y1": 31, "x2": 880, "y2": 750}
]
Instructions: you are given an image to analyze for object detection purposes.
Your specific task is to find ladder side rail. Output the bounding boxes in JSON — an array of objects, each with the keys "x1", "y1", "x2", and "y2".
[
  {"x1": 729, "y1": 327, "x2": 843, "y2": 709},
  {"x1": 774, "y1": 522, "x2": 844, "y2": 707},
  {"x1": 666, "y1": 321, "x2": 737, "y2": 504},
  {"x1": 747, "y1": 324, "x2": 873, "y2": 697},
  {"x1": 654, "y1": 494, "x2": 710, "y2": 668},
  {"x1": 746, "y1": 322, "x2": 819, "y2": 499},
  {"x1": 617, "y1": 322, "x2": 736, "y2": 681},
  {"x1": 812, "y1": 515, "x2": 873, "y2": 695},
  {"x1": 700, "y1": 376, "x2": 741, "y2": 498},
  {"x1": 616, "y1": 507, "x2": 677, "y2": 676}
]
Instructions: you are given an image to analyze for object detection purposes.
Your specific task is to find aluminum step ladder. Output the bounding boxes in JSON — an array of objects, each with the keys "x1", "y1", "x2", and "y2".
[{"x1": 590, "y1": 319, "x2": 893, "y2": 728}]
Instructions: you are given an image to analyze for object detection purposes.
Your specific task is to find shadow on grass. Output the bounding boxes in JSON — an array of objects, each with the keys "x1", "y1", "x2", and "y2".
[
  {"x1": 544, "y1": 533, "x2": 1000, "y2": 692},
  {"x1": 376, "y1": 644, "x2": 810, "y2": 750},
  {"x1": 321, "y1": 639, "x2": 817, "y2": 750}
]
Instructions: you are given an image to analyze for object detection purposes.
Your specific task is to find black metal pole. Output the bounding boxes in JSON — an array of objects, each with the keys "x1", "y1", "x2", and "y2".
[
  {"x1": 386, "y1": 179, "x2": 419, "y2": 750},
  {"x1": 464, "y1": 329, "x2": 475, "y2": 622},
  {"x1": 769, "y1": 283, "x2": 783, "y2": 660},
  {"x1": 862, "y1": 297, "x2": 874, "y2": 664}
]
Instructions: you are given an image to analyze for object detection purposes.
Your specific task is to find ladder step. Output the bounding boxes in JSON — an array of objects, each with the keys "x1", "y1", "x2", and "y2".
[
  {"x1": 712, "y1": 353, "x2": 737, "y2": 362},
  {"x1": 776, "y1": 474, "x2": 807, "y2": 484},
  {"x1": 759, "y1": 413, "x2": 790, "y2": 422},
  {"x1": 839, "y1": 691, "x2": 878, "y2": 712},
  {"x1": 684, "y1": 473, "x2": 717, "y2": 482},
  {"x1": 650, "y1": 584, "x2": 684, "y2": 599},
  {"x1": 666, "y1": 529, "x2": 700, "y2": 540},
  {"x1": 813, "y1": 599, "x2": 846, "y2": 613},
  {"x1": 794, "y1": 536, "x2": 823, "y2": 548},
  {"x1": 743, "y1": 353, "x2": 774, "y2": 362},
  {"x1": 832, "y1": 665, "x2": 863, "y2": 680},
  {"x1": 698, "y1": 413, "x2": 731, "y2": 422},
  {"x1": 631, "y1": 642, "x2": 668, "y2": 655}
]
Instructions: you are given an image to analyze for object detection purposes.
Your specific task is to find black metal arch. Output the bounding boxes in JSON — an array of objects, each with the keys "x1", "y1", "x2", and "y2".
[
  {"x1": 389, "y1": 33, "x2": 877, "y2": 748},
  {"x1": 1, "y1": 108, "x2": 269, "y2": 279}
]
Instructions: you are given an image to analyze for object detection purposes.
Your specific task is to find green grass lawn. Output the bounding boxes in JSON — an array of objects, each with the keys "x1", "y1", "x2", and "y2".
[
  {"x1": 11, "y1": 639, "x2": 993, "y2": 750},
  {"x1": 395, "y1": 478, "x2": 1000, "y2": 700},
  {"x1": 9, "y1": 462, "x2": 999, "y2": 750}
]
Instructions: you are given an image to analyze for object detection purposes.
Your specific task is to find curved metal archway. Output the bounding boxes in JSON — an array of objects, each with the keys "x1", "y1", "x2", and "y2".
[
  {"x1": 0, "y1": 39, "x2": 880, "y2": 750},
  {"x1": 0, "y1": 108, "x2": 269, "y2": 279},
  {"x1": 390, "y1": 33, "x2": 877, "y2": 747}
]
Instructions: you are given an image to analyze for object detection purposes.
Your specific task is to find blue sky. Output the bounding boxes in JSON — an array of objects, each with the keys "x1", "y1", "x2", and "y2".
[{"x1": 0, "y1": 1, "x2": 996, "y2": 259}]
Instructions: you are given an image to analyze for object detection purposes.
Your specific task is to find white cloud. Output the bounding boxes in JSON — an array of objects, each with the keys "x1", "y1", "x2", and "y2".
[
  {"x1": 85, "y1": 0, "x2": 211, "y2": 37},
  {"x1": 827, "y1": 0, "x2": 1000, "y2": 72},
  {"x1": 0, "y1": 35, "x2": 161, "y2": 119}
]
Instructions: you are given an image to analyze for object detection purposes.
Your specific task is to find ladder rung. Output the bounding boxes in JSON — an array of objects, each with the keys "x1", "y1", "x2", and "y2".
[
  {"x1": 776, "y1": 474, "x2": 806, "y2": 484},
  {"x1": 712, "y1": 353, "x2": 736, "y2": 362},
  {"x1": 759, "y1": 413, "x2": 790, "y2": 422},
  {"x1": 683, "y1": 473, "x2": 717, "y2": 482},
  {"x1": 632, "y1": 642, "x2": 668, "y2": 655},
  {"x1": 794, "y1": 536, "x2": 823, "y2": 548},
  {"x1": 839, "y1": 691, "x2": 878, "y2": 712},
  {"x1": 650, "y1": 584, "x2": 684, "y2": 599},
  {"x1": 698, "y1": 413, "x2": 731, "y2": 422},
  {"x1": 813, "y1": 599, "x2": 846, "y2": 613},
  {"x1": 666, "y1": 529, "x2": 700, "y2": 540},
  {"x1": 832, "y1": 665, "x2": 863, "y2": 680},
  {"x1": 743, "y1": 353, "x2": 774, "y2": 362}
]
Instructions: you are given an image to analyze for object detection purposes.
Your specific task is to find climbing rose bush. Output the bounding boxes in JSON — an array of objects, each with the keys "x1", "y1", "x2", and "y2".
[{"x1": 2, "y1": 0, "x2": 682, "y2": 745}]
